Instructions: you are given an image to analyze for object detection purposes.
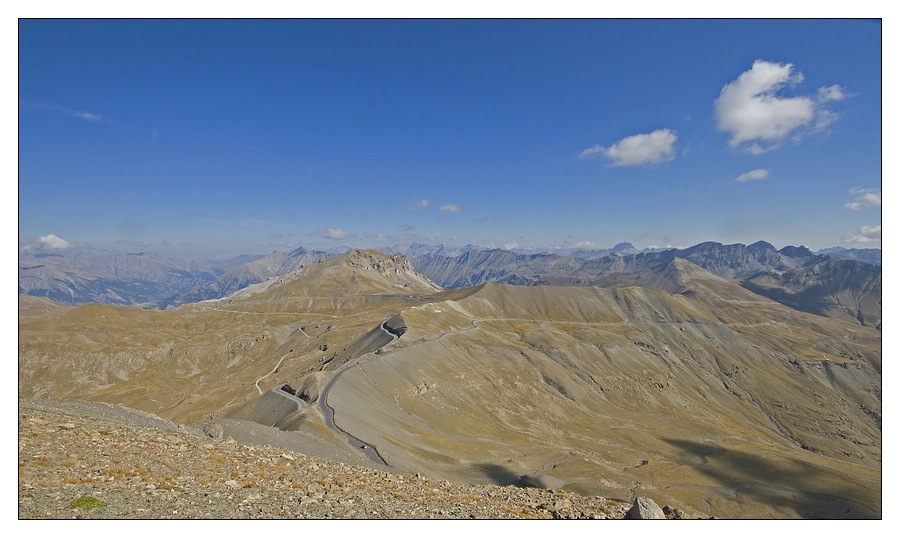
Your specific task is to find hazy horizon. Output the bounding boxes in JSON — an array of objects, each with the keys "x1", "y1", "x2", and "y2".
[{"x1": 17, "y1": 232, "x2": 882, "y2": 264}]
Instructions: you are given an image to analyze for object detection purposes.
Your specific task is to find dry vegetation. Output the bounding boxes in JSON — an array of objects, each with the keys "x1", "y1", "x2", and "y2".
[{"x1": 19, "y1": 250, "x2": 881, "y2": 519}]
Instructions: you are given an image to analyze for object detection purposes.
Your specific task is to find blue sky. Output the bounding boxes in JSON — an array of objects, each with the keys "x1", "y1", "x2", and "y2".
[{"x1": 18, "y1": 19, "x2": 883, "y2": 258}]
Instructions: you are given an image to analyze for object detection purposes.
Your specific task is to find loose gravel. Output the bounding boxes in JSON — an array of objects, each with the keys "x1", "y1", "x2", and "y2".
[{"x1": 18, "y1": 398, "x2": 630, "y2": 520}]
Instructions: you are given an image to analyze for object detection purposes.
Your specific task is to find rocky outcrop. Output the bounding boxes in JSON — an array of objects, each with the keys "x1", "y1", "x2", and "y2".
[{"x1": 626, "y1": 496, "x2": 666, "y2": 519}]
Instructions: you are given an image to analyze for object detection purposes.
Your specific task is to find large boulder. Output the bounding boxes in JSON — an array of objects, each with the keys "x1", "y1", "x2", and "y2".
[{"x1": 626, "y1": 496, "x2": 666, "y2": 519}]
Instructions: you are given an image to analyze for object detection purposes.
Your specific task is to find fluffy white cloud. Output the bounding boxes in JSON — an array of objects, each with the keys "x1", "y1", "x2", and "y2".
[
  {"x1": 580, "y1": 129, "x2": 677, "y2": 167},
  {"x1": 843, "y1": 224, "x2": 881, "y2": 244},
  {"x1": 36, "y1": 233, "x2": 71, "y2": 249},
  {"x1": 439, "y1": 204, "x2": 462, "y2": 213},
  {"x1": 817, "y1": 84, "x2": 848, "y2": 103},
  {"x1": 845, "y1": 187, "x2": 881, "y2": 210},
  {"x1": 715, "y1": 60, "x2": 846, "y2": 154},
  {"x1": 736, "y1": 169, "x2": 769, "y2": 182},
  {"x1": 860, "y1": 224, "x2": 881, "y2": 236},
  {"x1": 408, "y1": 199, "x2": 429, "y2": 212}
]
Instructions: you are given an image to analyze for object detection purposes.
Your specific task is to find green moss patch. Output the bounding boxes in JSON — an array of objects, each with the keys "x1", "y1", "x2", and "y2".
[{"x1": 70, "y1": 495, "x2": 108, "y2": 510}]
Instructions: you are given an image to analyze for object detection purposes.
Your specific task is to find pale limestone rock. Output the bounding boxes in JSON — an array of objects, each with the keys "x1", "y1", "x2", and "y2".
[{"x1": 626, "y1": 496, "x2": 666, "y2": 519}]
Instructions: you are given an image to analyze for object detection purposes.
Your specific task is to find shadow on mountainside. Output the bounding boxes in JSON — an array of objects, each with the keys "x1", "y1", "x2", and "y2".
[
  {"x1": 740, "y1": 281, "x2": 834, "y2": 319},
  {"x1": 475, "y1": 463, "x2": 546, "y2": 489},
  {"x1": 662, "y1": 438, "x2": 880, "y2": 519}
]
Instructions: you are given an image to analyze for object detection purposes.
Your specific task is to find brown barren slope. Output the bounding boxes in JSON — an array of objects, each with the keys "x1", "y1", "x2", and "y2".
[{"x1": 19, "y1": 250, "x2": 881, "y2": 519}]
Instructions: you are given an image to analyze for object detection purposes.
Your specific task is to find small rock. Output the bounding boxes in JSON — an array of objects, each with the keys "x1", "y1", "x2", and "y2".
[
  {"x1": 662, "y1": 505, "x2": 686, "y2": 519},
  {"x1": 202, "y1": 423, "x2": 223, "y2": 440}
]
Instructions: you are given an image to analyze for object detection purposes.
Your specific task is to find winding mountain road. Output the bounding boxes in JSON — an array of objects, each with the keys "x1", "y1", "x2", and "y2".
[
  {"x1": 316, "y1": 319, "x2": 400, "y2": 466},
  {"x1": 250, "y1": 317, "x2": 327, "y2": 394},
  {"x1": 254, "y1": 353, "x2": 290, "y2": 395}
]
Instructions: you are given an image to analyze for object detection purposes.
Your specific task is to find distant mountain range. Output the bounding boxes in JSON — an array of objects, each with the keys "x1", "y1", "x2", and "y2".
[
  {"x1": 19, "y1": 247, "x2": 882, "y2": 518},
  {"x1": 404, "y1": 240, "x2": 830, "y2": 288},
  {"x1": 18, "y1": 248, "x2": 228, "y2": 307},
  {"x1": 18, "y1": 240, "x2": 881, "y2": 328}
]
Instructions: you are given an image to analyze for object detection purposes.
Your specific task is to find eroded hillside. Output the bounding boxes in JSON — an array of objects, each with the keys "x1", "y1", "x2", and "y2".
[
  {"x1": 18, "y1": 249, "x2": 881, "y2": 519},
  {"x1": 322, "y1": 282, "x2": 880, "y2": 518}
]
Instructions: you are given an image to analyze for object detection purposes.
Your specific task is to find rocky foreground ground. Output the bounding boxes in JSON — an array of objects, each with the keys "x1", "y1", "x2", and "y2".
[{"x1": 18, "y1": 398, "x2": 657, "y2": 520}]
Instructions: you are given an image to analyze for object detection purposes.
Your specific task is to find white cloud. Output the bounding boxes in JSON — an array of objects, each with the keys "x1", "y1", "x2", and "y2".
[
  {"x1": 860, "y1": 224, "x2": 881, "y2": 236},
  {"x1": 843, "y1": 224, "x2": 881, "y2": 244},
  {"x1": 578, "y1": 145, "x2": 605, "y2": 159},
  {"x1": 23, "y1": 101, "x2": 103, "y2": 122},
  {"x1": 408, "y1": 199, "x2": 429, "y2": 212},
  {"x1": 715, "y1": 60, "x2": 846, "y2": 154},
  {"x1": 36, "y1": 233, "x2": 71, "y2": 249},
  {"x1": 817, "y1": 84, "x2": 848, "y2": 103},
  {"x1": 579, "y1": 129, "x2": 677, "y2": 167},
  {"x1": 314, "y1": 227, "x2": 351, "y2": 240},
  {"x1": 54, "y1": 105, "x2": 101, "y2": 122},
  {"x1": 439, "y1": 204, "x2": 462, "y2": 213},
  {"x1": 845, "y1": 187, "x2": 881, "y2": 210},
  {"x1": 736, "y1": 169, "x2": 769, "y2": 183},
  {"x1": 72, "y1": 110, "x2": 102, "y2": 121}
]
